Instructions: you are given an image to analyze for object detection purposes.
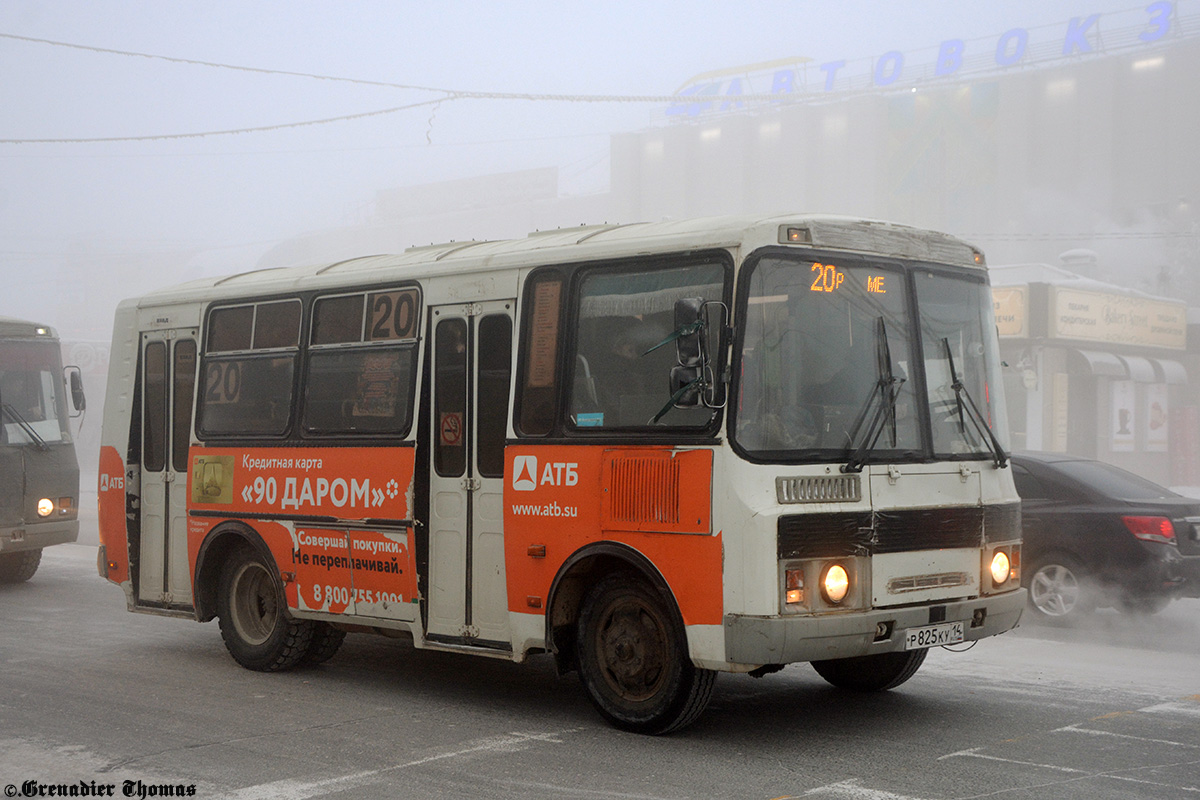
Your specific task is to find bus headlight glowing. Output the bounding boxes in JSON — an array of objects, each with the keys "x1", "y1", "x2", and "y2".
[
  {"x1": 990, "y1": 550, "x2": 1011, "y2": 586},
  {"x1": 822, "y1": 564, "x2": 850, "y2": 604},
  {"x1": 37, "y1": 498, "x2": 55, "y2": 517}
]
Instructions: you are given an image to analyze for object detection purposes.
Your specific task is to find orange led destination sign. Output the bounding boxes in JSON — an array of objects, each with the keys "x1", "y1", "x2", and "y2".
[{"x1": 809, "y1": 262, "x2": 887, "y2": 294}]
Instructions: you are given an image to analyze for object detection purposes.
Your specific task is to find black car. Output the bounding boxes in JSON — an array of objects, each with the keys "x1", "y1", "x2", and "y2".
[{"x1": 1011, "y1": 452, "x2": 1200, "y2": 621}]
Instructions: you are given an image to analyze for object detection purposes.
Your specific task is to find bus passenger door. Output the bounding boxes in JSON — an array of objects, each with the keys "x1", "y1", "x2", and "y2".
[
  {"x1": 426, "y1": 302, "x2": 514, "y2": 646},
  {"x1": 137, "y1": 329, "x2": 198, "y2": 608}
]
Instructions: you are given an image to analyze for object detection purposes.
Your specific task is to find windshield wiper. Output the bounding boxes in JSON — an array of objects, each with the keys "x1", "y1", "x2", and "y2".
[
  {"x1": 941, "y1": 338, "x2": 1008, "y2": 468},
  {"x1": 842, "y1": 317, "x2": 905, "y2": 473},
  {"x1": 1, "y1": 403, "x2": 49, "y2": 451}
]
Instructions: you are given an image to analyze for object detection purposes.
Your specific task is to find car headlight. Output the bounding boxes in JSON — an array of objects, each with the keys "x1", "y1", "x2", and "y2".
[{"x1": 37, "y1": 498, "x2": 55, "y2": 517}]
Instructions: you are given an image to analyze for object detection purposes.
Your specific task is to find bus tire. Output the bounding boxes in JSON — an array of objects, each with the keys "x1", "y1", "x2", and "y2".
[
  {"x1": 811, "y1": 648, "x2": 928, "y2": 692},
  {"x1": 216, "y1": 547, "x2": 313, "y2": 672},
  {"x1": 0, "y1": 548, "x2": 41, "y2": 583},
  {"x1": 301, "y1": 622, "x2": 347, "y2": 665},
  {"x1": 575, "y1": 573, "x2": 716, "y2": 735}
]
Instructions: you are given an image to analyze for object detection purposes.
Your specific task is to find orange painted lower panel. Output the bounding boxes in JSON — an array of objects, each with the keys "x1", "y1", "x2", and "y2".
[
  {"x1": 97, "y1": 445, "x2": 129, "y2": 585},
  {"x1": 504, "y1": 445, "x2": 722, "y2": 626}
]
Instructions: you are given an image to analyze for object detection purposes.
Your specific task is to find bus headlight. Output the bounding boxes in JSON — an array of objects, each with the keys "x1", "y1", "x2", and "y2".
[
  {"x1": 986, "y1": 546, "x2": 1019, "y2": 591},
  {"x1": 821, "y1": 563, "x2": 850, "y2": 604},
  {"x1": 990, "y1": 551, "x2": 1011, "y2": 586},
  {"x1": 37, "y1": 498, "x2": 55, "y2": 517}
]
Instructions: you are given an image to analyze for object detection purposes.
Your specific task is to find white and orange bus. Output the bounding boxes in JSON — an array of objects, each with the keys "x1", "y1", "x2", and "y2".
[{"x1": 98, "y1": 214, "x2": 1025, "y2": 733}]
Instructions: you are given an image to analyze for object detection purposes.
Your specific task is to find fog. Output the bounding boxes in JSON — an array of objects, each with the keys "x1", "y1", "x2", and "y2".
[
  {"x1": 4, "y1": 0, "x2": 1199, "y2": 684},
  {"x1": 6, "y1": 1, "x2": 1200, "y2": 493},
  {"x1": 2, "y1": 0, "x2": 1178, "y2": 342}
]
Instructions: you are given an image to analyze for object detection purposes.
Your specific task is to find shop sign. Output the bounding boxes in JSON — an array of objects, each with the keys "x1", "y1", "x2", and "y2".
[
  {"x1": 992, "y1": 287, "x2": 1027, "y2": 337},
  {"x1": 1051, "y1": 288, "x2": 1186, "y2": 349}
]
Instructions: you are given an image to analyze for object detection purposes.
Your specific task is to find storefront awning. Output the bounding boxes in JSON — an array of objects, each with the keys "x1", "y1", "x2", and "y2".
[
  {"x1": 1151, "y1": 358, "x2": 1189, "y2": 385},
  {"x1": 1069, "y1": 348, "x2": 1128, "y2": 378},
  {"x1": 1117, "y1": 355, "x2": 1156, "y2": 383}
]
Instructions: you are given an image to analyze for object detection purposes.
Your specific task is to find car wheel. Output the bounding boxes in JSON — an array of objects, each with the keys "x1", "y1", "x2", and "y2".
[
  {"x1": 217, "y1": 546, "x2": 314, "y2": 671},
  {"x1": 810, "y1": 649, "x2": 928, "y2": 692},
  {"x1": 1027, "y1": 555, "x2": 1094, "y2": 621},
  {"x1": 576, "y1": 573, "x2": 716, "y2": 735}
]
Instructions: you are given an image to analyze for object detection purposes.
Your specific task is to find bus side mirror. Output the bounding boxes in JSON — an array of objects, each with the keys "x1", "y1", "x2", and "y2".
[
  {"x1": 668, "y1": 297, "x2": 728, "y2": 410},
  {"x1": 669, "y1": 365, "x2": 701, "y2": 406},
  {"x1": 65, "y1": 367, "x2": 86, "y2": 414},
  {"x1": 674, "y1": 297, "x2": 703, "y2": 368},
  {"x1": 668, "y1": 298, "x2": 704, "y2": 409}
]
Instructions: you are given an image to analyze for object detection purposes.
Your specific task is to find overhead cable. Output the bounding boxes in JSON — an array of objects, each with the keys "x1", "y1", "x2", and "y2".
[
  {"x1": 0, "y1": 98, "x2": 447, "y2": 144},
  {"x1": 0, "y1": 32, "x2": 720, "y2": 103}
]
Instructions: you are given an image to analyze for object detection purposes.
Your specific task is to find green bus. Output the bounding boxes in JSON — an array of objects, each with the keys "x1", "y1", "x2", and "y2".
[{"x1": 1, "y1": 317, "x2": 86, "y2": 582}]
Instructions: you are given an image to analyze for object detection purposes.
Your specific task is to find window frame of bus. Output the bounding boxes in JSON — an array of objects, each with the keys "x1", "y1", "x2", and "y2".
[
  {"x1": 302, "y1": 286, "x2": 421, "y2": 438},
  {"x1": 911, "y1": 265, "x2": 1010, "y2": 462},
  {"x1": 197, "y1": 298, "x2": 303, "y2": 439},
  {"x1": 728, "y1": 246, "x2": 924, "y2": 466},
  {"x1": 514, "y1": 252, "x2": 733, "y2": 439}
]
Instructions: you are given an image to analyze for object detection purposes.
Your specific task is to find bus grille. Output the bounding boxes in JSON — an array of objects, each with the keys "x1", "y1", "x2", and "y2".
[
  {"x1": 608, "y1": 456, "x2": 680, "y2": 525},
  {"x1": 776, "y1": 475, "x2": 861, "y2": 504},
  {"x1": 778, "y1": 503, "x2": 1021, "y2": 559}
]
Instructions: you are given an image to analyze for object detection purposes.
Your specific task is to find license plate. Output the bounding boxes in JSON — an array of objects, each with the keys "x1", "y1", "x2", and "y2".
[{"x1": 903, "y1": 621, "x2": 965, "y2": 650}]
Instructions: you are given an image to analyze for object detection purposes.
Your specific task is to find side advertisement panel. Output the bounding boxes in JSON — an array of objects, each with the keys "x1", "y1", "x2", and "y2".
[{"x1": 187, "y1": 446, "x2": 418, "y2": 622}]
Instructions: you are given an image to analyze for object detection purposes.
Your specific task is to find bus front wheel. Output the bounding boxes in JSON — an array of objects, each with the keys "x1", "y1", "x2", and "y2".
[
  {"x1": 811, "y1": 649, "x2": 928, "y2": 692},
  {"x1": 0, "y1": 548, "x2": 41, "y2": 583},
  {"x1": 575, "y1": 573, "x2": 716, "y2": 735},
  {"x1": 217, "y1": 547, "x2": 313, "y2": 672}
]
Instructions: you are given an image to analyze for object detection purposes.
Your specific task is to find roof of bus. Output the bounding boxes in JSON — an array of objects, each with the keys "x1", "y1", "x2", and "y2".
[
  {"x1": 129, "y1": 213, "x2": 985, "y2": 307},
  {"x1": 0, "y1": 316, "x2": 58, "y2": 339}
]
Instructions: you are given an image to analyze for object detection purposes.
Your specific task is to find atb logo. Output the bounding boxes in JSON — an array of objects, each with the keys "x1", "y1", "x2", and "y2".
[
  {"x1": 512, "y1": 456, "x2": 538, "y2": 492},
  {"x1": 512, "y1": 456, "x2": 579, "y2": 491}
]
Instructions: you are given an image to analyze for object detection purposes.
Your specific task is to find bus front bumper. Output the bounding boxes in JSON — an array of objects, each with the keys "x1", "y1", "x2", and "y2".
[
  {"x1": 1, "y1": 519, "x2": 79, "y2": 553},
  {"x1": 725, "y1": 588, "x2": 1026, "y2": 666}
]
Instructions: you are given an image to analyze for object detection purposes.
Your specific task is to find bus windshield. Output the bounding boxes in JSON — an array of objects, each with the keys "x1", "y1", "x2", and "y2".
[
  {"x1": 915, "y1": 269, "x2": 1010, "y2": 460},
  {"x1": 0, "y1": 339, "x2": 70, "y2": 446},
  {"x1": 735, "y1": 253, "x2": 1008, "y2": 463}
]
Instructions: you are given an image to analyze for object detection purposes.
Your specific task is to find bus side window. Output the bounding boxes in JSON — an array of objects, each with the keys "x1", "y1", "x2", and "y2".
[
  {"x1": 303, "y1": 289, "x2": 420, "y2": 436},
  {"x1": 197, "y1": 299, "x2": 301, "y2": 438},
  {"x1": 476, "y1": 314, "x2": 512, "y2": 478},
  {"x1": 434, "y1": 318, "x2": 468, "y2": 477},
  {"x1": 569, "y1": 261, "x2": 725, "y2": 429},
  {"x1": 171, "y1": 339, "x2": 197, "y2": 472},
  {"x1": 143, "y1": 341, "x2": 168, "y2": 473},
  {"x1": 517, "y1": 273, "x2": 563, "y2": 436}
]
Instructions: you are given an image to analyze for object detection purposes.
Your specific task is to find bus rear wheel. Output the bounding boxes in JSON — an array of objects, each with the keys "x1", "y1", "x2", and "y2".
[
  {"x1": 217, "y1": 547, "x2": 313, "y2": 672},
  {"x1": 302, "y1": 622, "x2": 347, "y2": 665},
  {"x1": 0, "y1": 548, "x2": 41, "y2": 583},
  {"x1": 576, "y1": 574, "x2": 716, "y2": 734},
  {"x1": 811, "y1": 649, "x2": 928, "y2": 692}
]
